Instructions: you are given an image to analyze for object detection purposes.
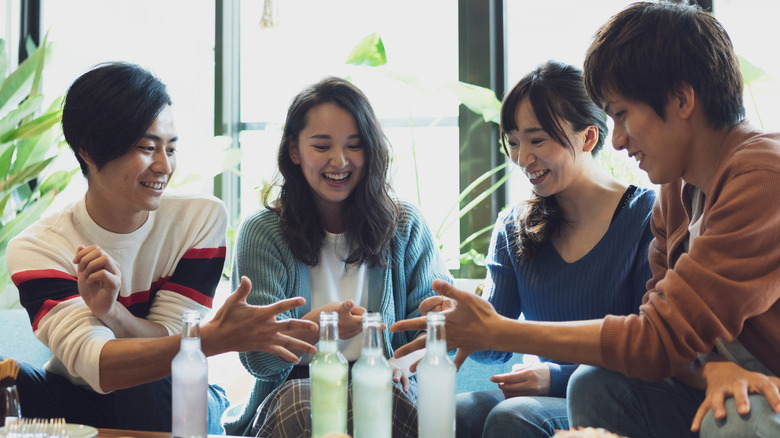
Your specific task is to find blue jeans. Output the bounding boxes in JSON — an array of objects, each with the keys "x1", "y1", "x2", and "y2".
[
  {"x1": 568, "y1": 365, "x2": 780, "y2": 438},
  {"x1": 456, "y1": 389, "x2": 568, "y2": 438},
  {"x1": 13, "y1": 359, "x2": 229, "y2": 434}
]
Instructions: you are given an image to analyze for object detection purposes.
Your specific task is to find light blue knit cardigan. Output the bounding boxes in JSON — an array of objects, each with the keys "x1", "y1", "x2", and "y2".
[{"x1": 222, "y1": 201, "x2": 454, "y2": 435}]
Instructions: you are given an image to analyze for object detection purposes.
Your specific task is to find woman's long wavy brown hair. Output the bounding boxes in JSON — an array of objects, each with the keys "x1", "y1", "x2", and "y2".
[
  {"x1": 263, "y1": 77, "x2": 399, "y2": 267},
  {"x1": 499, "y1": 61, "x2": 607, "y2": 260}
]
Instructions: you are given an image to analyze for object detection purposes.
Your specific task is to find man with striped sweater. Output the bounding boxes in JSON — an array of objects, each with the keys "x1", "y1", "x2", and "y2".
[{"x1": 6, "y1": 62, "x2": 316, "y2": 433}]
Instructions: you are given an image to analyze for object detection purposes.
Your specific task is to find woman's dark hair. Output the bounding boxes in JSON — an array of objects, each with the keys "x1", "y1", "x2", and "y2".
[
  {"x1": 264, "y1": 76, "x2": 399, "y2": 267},
  {"x1": 584, "y1": 1, "x2": 744, "y2": 129},
  {"x1": 499, "y1": 60, "x2": 608, "y2": 259},
  {"x1": 62, "y1": 62, "x2": 172, "y2": 177}
]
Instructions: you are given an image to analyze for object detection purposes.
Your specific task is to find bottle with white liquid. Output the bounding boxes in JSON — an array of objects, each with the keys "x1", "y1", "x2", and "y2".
[
  {"x1": 351, "y1": 313, "x2": 392, "y2": 438},
  {"x1": 310, "y1": 311, "x2": 348, "y2": 438},
  {"x1": 172, "y1": 311, "x2": 208, "y2": 438},
  {"x1": 416, "y1": 312, "x2": 456, "y2": 438}
]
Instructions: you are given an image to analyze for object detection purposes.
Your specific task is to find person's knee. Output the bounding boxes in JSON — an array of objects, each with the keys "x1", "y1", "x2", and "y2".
[
  {"x1": 484, "y1": 397, "x2": 568, "y2": 437},
  {"x1": 568, "y1": 365, "x2": 614, "y2": 398},
  {"x1": 455, "y1": 391, "x2": 503, "y2": 438},
  {"x1": 699, "y1": 396, "x2": 780, "y2": 438},
  {"x1": 567, "y1": 366, "x2": 611, "y2": 412},
  {"x1": 567, "y1": 366, "x2": 631, "y2": 428}
]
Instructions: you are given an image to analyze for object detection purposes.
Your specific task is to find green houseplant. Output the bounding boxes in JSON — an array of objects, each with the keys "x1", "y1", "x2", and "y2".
[{"x1": 0, "y1": 36, "x2": 76, "y2": 309}]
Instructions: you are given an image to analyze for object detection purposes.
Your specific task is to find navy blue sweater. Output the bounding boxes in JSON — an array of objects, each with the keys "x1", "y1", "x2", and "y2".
[{"x1": 472, "y1": 186, "x2": 656, "y2": 397}]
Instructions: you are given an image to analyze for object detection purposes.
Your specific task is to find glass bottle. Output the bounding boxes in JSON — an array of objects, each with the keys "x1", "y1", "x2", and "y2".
[
  {"x1": 172, "y1": 311, "x2": 208, "y2": 438},
  {"x1": 416, "y1": 312, "x2": 456, "y2": 438},
  {"x1": 351, "y1": 313, "x2": 392, "y2": 438},
  {"x1": 1, "y1": 384, "x2": 21, "y2": 427},
  {"x1": 310, "y1": 311, "x2": 348, "y2": 438}
]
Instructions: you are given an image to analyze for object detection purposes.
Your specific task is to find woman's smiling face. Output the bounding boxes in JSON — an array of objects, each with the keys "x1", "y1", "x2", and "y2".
[
  {"x1": 289, "y1": 102, "x2": 365, "y2": 215},
  {"x1": 504, "y1": 98, "x2": 586, "y2": 198}
]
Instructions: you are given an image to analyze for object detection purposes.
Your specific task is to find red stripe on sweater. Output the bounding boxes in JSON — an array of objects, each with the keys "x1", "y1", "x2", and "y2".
[
  {"x1": 32, "y1": 295, "x2": 79, "y2": 331},
  {"x1": 183, "y1": 246, "x2": 227, "y2": 259},
  {"x1": 11, "y1": 269, "x2": 77, "y2": 286},
  {"x1": 165, "y1": 283, "x2": 214, "y2": 308}
]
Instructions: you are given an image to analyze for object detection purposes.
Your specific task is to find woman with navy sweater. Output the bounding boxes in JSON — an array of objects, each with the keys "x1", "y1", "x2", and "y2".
[{"x1": 454, "y1": 60, "x2": 656, "y2": 437}]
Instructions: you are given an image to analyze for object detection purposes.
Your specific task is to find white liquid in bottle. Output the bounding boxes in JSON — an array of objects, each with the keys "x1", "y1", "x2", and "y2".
[
  {"x1": 172, "y1": 311, "x2": 208, "y2": 438},
  {"x1": 351, "y1": 313, "x2": 393, "y2": 438},
  {"x1": 416, "y1": 312, "x2": 456, "y2": 438}
]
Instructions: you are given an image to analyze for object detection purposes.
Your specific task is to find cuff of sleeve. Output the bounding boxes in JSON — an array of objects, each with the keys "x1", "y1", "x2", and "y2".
[{"x1": 547, "y1": 362, "x2": 567, "y2": 398}]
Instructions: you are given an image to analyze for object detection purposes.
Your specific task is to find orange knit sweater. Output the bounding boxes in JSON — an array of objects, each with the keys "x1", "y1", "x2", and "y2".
[{"x1": 601, "y1": 122, "x2": 780, "y2": 380}]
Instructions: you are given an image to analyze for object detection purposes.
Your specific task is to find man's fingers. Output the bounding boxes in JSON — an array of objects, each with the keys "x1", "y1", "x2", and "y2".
[
  {"x1": 278, "y1": 334, "x2": 317, "y2": 356},
  {"x1": 711, "y1": 390, "x2": 727, "y2": 420},
  {"x1": 690, "y1": 402, "x2": 709, "y2": 432},
  {"x1": 419, "y1": 296, "x2": 445, "y2": 315},
  {"x1": 432, "y1": 278, "x2": 468, "y2": 301},
  {"x1": 393, "y1": 336, "x2": 426, "y2": 359},
  {"x1": 266, "y1": 296, "x2": 309, "y2": 317},
  {"x1": 265, "y1": 345, "x2": 301, "y2": 364},
  {"x1": 732, "y1": 382, "x2": 752, "y2": 415},
  {"x1": 389, "y1": 316, "x2": 426, "y2": 333},
  {"x1": 229, "y1": 276, "x2": 252, "y2": 304},
  {"x1": 281, "y1": 317, "x2": 318, "y2": 334},
  {"x1": 764, "y1": 378, "x2": 780, "y2": 413}
]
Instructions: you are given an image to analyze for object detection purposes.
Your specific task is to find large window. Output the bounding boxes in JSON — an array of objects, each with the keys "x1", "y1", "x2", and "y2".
[
  {"x1": 5, "y1": 0, "x2": 778, "y2": 280},
  {"x1": 715, "y1": 0, "x2": 780, "y2": 132}
]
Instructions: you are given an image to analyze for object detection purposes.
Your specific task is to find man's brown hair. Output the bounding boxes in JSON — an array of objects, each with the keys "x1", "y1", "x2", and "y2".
[{"x1": 584, "y1": 1, "x2": 745, "y2": 129}]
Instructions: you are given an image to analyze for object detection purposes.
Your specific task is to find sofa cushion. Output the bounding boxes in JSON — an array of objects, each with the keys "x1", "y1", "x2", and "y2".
[{"x1": 0, "y1": 309, "x2": 52, "y2": 367}]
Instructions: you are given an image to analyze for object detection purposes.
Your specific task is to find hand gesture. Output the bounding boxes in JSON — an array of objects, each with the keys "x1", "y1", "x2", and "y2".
[
  {"x1": 419, "y1": 295, "x2": 456, "y2": 316},
  {"x1": 491, "y1": 363, "x2": 551, "y2": 398},
  {"x1": 690, "y1": 360, "x2": 780, "y2": 432},
  {"x1": 391, "y1": 279, "x2": 502, "y2": 369},
  {"x1": 73, "y1": 244, "x2": 122, "y2": 321},
  {"x1": 313, "y1": 300, "x2": 367, "y2": 340},
  {"x1": 203, "y1": 276, "x2": 318, "y2": 363}
]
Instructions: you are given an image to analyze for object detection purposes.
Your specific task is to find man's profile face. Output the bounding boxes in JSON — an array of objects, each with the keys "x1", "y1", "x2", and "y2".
[
  {"x1": 84, "y1": 106, "x2": 178, "y2": 232},
  {"x1": 603, "y1": 91, "x2": 688, "y2": 185}
]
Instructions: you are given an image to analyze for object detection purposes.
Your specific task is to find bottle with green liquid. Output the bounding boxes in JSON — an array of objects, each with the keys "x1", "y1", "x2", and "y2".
[
  {"x1": 310, "y1": 311, "x2": 348, "y2": 437},
  {"x1": 351, "y1": 312, "x2": 393, "y2": 438}
]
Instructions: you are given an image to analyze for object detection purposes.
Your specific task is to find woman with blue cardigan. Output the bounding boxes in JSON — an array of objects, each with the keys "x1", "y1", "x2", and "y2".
[
  {"x1": 454, "y1": 60, "x2": 656, "y2": 437},
  {"x1": 222, "y1": 77, "x2": 453, "y2": 437}
]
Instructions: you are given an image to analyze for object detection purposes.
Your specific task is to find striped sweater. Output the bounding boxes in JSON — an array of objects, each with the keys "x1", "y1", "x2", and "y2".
[{"x1": 7, "y1": 192, "x2": 228, "y2": 393}]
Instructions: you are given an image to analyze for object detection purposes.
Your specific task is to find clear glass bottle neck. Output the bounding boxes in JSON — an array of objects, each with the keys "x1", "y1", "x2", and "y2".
[
  {"x1": 181, "y1": 311, "x2": 201, "y2": 340},
  {"x1": 425, "y1": 313, "x2": 447, "y2": 352},
  {"x1": 319, "y1": 311, "x2": 339, "y2": 342},
  {"x1": 362, "y1": 322, "x2": 383, "y2": 352}
]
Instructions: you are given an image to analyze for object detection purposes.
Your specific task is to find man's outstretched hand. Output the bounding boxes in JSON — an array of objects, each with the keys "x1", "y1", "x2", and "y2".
[
  {"x1": 202, "y1": 276, "x2": 318, "y2": 363},
  {"x1": 390, "y1": 279, "x2": 503, "y2": 370}
]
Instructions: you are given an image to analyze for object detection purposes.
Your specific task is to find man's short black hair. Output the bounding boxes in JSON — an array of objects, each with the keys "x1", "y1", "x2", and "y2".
[{"x1": 62, "y1": 62, "x2": 172, "y2": 177}]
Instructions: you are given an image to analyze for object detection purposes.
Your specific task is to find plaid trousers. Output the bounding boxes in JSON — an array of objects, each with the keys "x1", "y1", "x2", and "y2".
[{"x1": 250, "y1": 377, "x2": 419, "y2": 438}]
